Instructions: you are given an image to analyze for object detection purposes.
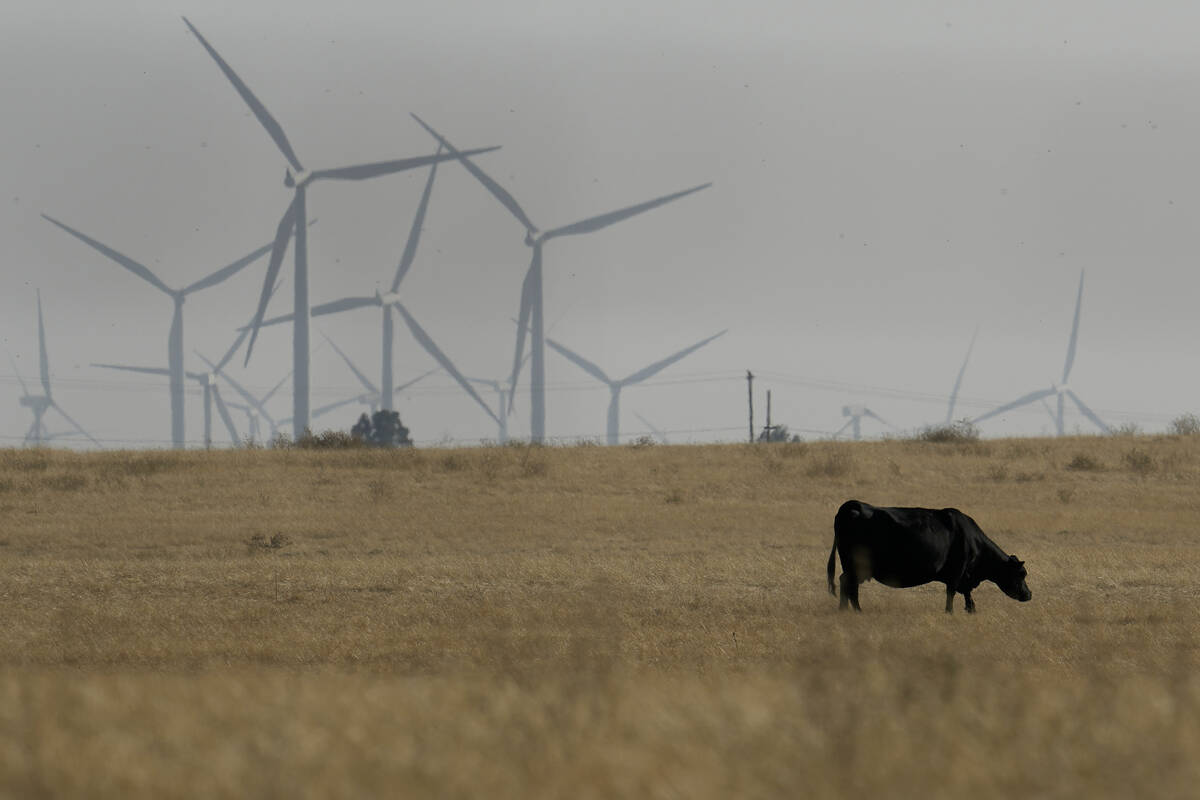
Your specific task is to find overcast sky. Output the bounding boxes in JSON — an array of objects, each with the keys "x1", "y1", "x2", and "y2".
[{"x1": 3, "y1": 1, "x2": 1199, "y2": 448}]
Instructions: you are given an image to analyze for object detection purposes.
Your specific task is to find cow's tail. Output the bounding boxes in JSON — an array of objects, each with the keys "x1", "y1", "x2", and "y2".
[{"x1": 827, "y1": 532, "x2": 838, "y2": 596}]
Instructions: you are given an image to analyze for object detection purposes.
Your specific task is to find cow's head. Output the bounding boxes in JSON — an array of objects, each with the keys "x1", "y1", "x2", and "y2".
[{"x1": 997, "y1": 555, "x2": 1032, "y2": 602}]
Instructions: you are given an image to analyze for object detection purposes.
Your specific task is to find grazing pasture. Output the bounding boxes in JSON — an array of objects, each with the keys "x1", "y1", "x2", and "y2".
[{"x1": 0, "y1": 435, "x2": 1197, "y2": 797}]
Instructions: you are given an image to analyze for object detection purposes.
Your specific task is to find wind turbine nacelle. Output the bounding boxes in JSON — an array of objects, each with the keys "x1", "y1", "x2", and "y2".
[
  {"x1": 284, "y1": 167, "x2": 313, "y2": 188},
  {"x1": 1052, "y1": 383, "x2": 1069, "y2": 395},
  {"x1": 843, "y1": 405, "x2": 867, "y2": 417},
  {"x1": 377, "y1": 291, "x2": 401, "y2": 306}
]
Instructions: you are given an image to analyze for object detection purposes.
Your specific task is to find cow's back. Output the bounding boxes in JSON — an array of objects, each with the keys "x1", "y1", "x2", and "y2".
[{"x1": 834, "y1": 500, "x2": 959, "y2": 587}]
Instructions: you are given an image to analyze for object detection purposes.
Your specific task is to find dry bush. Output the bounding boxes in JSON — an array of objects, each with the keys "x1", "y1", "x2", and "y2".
[
  {"x1": 1065, "y1": 453, "x2": 1104, "y2": 471},
  {"x1": 1168, "y1": 413, "x2": 1200, "y2": 436},
  {"x1": 0, "y1": 436, "x2": 1198, "y2": 797}
]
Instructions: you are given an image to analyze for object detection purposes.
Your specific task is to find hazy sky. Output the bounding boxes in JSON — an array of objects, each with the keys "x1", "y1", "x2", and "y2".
[{"x1": 4, "y1": 1, "x2": 1199, "y2": 447}]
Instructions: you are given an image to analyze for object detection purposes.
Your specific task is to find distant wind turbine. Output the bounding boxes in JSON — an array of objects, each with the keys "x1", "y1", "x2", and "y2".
[
  {"x1": 945, "y1": 326, "x2": 978, "y2": 425},
  {"x1": 181, "y1": 17, "x2": 500, "y2": 439},
  {"x1": 633, "y1": 412, "x2": 671, "y2": 444},
  {"x1": 319, "y1": 331, "x2": 438, "y2": 415},
  {"x1": 544, "y1": 330, "x2": 726, "y2": 445},
  {"x1": 11, "y1": 291, "x2": 101, "y2": 447},
  {"x1": 93, "y1": 359, "x2": 240, "y2": 449},
  {"x1": 972, "y1": 271, "x2": 1109, "y2": 435},
  {"x1": 42, "y1": 213, "x2": 278, "y2": 448},
  {"x1": 412, "y1": 113, "x2": 711, "y2": 443},
  {"x1": 836, "y1": 405, "x2": 893, "y2": 441}
]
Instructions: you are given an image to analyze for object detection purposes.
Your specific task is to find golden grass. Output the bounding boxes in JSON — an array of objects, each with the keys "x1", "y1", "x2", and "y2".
[{"x1": 0, "y1": 435, "x2": 1198, "y2": 797}]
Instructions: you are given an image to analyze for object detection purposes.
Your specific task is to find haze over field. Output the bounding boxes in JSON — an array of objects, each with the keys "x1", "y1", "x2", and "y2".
[{"x1": 3, "y1": 1, "x2": 1199, "y2": 447}]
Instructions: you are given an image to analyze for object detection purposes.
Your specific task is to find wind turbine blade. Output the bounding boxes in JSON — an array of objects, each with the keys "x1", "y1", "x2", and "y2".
[
  {"x1": 181, "y1": 17, "x2": 304, "y2": 173},
  {"x1": 834, "y1": 419, "x2": 855, "y2": 438},
  {"x1": 394, "y1": 303, "x2": 500, "y2": 426},
  {"x1": 620, "y1": 330, "x2": 726, "y2": 386},
  {"x1": 7, "y1": 352, "x2": 30, "y2": 396},
  {"x1": 312, "y1": 393, "x2": 371, "y2": 418},
  {"x1": 215, "y1": 276, "x2": 287, "y2": 371},
  {"x1": 36, "y1": 290, "x2": 51, "y2": 399},
  {"x1": 310, "y1": 147, "x2": 499, "y2": 182},
  {"x1": 391, "y1": 147, "x2": 440, "y2": 293},
  {"x1": 972, "y1": 387, "x2": 1056, "y2": 425},
  {"x1": 863, "y1": 408, "x2": 896, "y2": 430},
  {"x1": 395, "y1": 367, "x2": 439, "y2": 393},
  {"x1": 261, "y1": 370, "x2": 292, "y2": 407},
  {"x1": 410, "y1": 114, "x2": 539, "y2": 235},
  {"x1": 320, "y1": 332, "x2": 380, "y2": 395},
  {"x1": 243, "y1": 196, "x2": 299, "y2": 366},
  {"x1": 1062, "y1": 270, "x2": 1085, "y2": 383},
  {"x1": 544, "y1": 337, "x2": 612, "y2": 386},
  {"x1": 633, "y1": 412, "x2": 669, "y2": 443},
  {"x1": 50, "y1": 403, "x2": 102, "y2": 448},
  {"x1": 212, "y1": 387, "x2": 241, "y2": 443},
  {"x1": 200, "y1": 353, "x2": 270, "y2": 421},
  {"x1": 543, "y1": 183, "x2": 712, "y2": 240},
  {"x1": 181, "y1": 239, "x2": 275, "y2": 295},
  {"x1": 1066, "y1": 389, "x2": 1109, "y2": 433},
  {"x1": 41, "y1": 215, "x2": 173, "y2": 295},
  {"x1": 1038, "y1": 397, "x2": 1058, "y2": 425},
  {"x1": 507, "y1": 253, "x2": 538, "y2": 410},
  {"x1": 946, "y1": 326, "x2": 978, "y2": 424},
  {"x1": 243, "y1": 295, "x2": 380, "y2": 330},
  {"x1": 93, "y1": 363, "x2": 171, "y2": 377},
  {"x1": 314, "y1": 296, "x2": 379, "y2": 317},
  {"x1": 184, "y1": 371, "x2": 207, "y2": 382}
]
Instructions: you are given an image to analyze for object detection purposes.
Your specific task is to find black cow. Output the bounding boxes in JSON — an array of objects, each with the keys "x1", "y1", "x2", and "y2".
[{"x1": 827, "y1": 499, "x2": 1031, "y2": 613}]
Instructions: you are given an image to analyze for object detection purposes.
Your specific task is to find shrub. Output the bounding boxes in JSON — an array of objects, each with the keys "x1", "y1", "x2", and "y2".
[
  {"x1": 1168, "y1": 413, "x2": 1200, "y2": 436},
  {"x1": 270, "y1": 429, "x2": 366, "y2": 449},
  {"x1": 1065, "y1": 453, "x2": 1103, "y2": 472},
  {"x1": 1122, "y1": 448, "x2": 1155, "y2": 475},
  {"x1": 914, "y1": 419, "x2": 980, "y2": 443}
]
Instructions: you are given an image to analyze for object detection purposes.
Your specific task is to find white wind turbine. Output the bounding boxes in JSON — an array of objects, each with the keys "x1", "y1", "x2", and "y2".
[
  {"x1": 10, "y1": 291, "x2": 101, "y2": 448},
  {"x1": 972, "y1": 271, "x2": 1109, "y2": 436},
  {"x1": 181, "y1": 18, "x2": 500, "y2": 439},
  {"x1": 42, "y1": 214, "x2": 277, "y2": 448},
  {"x1": 835, "y1": 405, "x2": 893, "y2": 441},
  {"x1": 93, "y1": 355, "x2": 242, "y2": 449},
  {"x1": 412, "y1": 114, "x2": 711, "y2": 443},
  {"x1": 544, "y1": 330, "x2": 726, "y2": 445}
]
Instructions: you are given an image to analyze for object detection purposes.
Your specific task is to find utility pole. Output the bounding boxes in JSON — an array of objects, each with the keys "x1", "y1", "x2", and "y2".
[
  {"x1": 746, "y1": 370, "x2": 754, "y2": 443},
  {"x1": 763, "y1": 389, "x2": 777, "y2": 442}
]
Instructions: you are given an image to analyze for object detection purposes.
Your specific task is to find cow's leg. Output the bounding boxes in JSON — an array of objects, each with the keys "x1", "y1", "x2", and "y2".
[
  {"x1": 840, "y1": 572, "x2": 861, "y2": 612},
  {"x1": 945, "y1": 585, "x2": 956, "y2": 614},
  {"x1": 963, "y1": 591, "x2": 976, "y2": 614}
]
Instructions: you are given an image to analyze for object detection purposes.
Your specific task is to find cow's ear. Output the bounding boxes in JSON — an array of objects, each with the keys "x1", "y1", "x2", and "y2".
[{"x1": 1008, "y1": 555, "x2": 1019, "y2": 563}]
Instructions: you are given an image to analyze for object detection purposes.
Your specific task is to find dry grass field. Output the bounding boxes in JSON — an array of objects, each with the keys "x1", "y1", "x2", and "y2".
[{"x1": 0, "y1": 433, "x2": 1198, "y2": 798}]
